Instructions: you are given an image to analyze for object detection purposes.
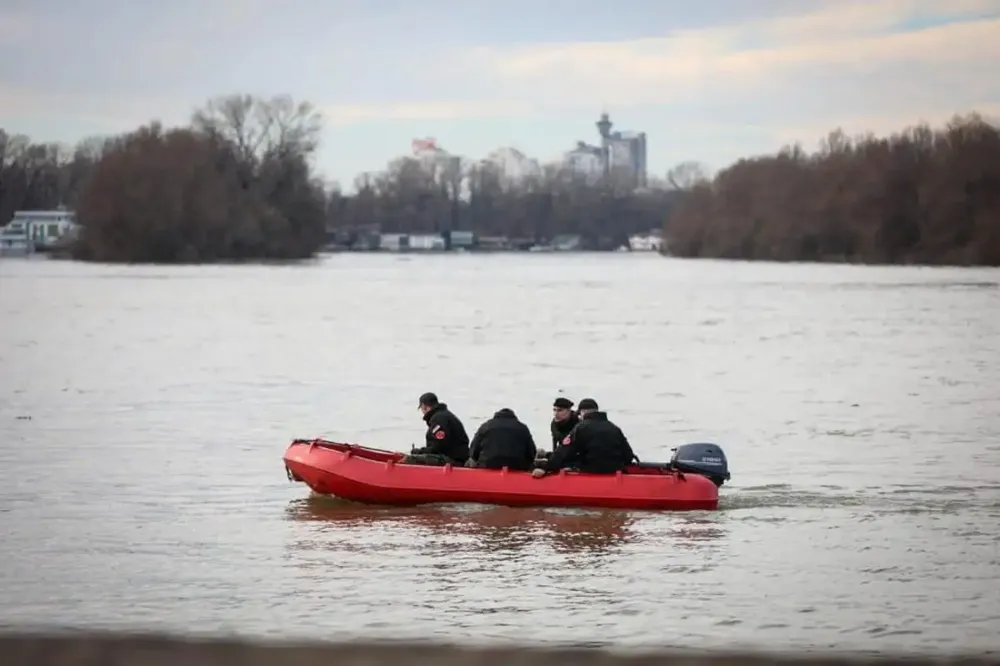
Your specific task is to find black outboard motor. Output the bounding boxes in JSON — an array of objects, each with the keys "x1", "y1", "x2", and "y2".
[{"x1": 670, "y1": 443, "x2": 730, "y2": 487}]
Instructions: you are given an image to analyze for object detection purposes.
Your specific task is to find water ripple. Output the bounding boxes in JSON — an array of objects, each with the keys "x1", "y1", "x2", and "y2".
[{"x1": 1, "y1": 254, "x2": 998, "y2": 654}]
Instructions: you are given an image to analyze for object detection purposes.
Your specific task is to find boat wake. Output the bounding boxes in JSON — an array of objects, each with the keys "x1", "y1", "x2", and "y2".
[{"x1": 719, "y1": 482, "x2": 1000, "y2": 515}]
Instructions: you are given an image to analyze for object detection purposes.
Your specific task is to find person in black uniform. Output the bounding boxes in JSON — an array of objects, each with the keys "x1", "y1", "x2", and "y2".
[
  {"x1": 548, "y1": 397, "x2": 580, "y2": 453},
  {"x1": 465, "y1": 408, "x2": 537, "y2": 471},
  {"x1": 532, "y1": 398, "x2": 637, "y2": 477},
  {"x1": 402, "y1": 392, "x2": 470, "y2": 466}
]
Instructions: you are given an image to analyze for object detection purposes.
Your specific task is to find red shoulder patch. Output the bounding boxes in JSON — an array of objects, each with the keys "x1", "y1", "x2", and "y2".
[
  {"x1": 434, "y1": 430, "x2": 446, "y2": 440},
  {"x1": 561, "y1": 435, "x2": 572, "y2": 445}
]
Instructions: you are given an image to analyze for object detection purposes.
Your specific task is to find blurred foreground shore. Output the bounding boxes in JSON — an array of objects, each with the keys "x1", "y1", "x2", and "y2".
[{"x1": 1, "y1": 634, "x2": 997, "y2": 666}]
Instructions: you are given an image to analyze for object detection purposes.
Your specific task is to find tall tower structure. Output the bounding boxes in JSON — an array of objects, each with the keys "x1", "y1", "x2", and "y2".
[{"x1": 596, "y1": 112, "x2": 613, "y2": 177}]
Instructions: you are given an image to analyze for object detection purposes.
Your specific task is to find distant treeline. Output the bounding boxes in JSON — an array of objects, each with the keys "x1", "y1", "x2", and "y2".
[
  {"x1": 1, "y1": 95, "x2": 329, "y2": 263},
  {"x1": 1, "y1": 95, "x2": 997, "y2": 264},
  {"x1": 667, "y1": 113, "x2": 1000, "y2": 265},
  {"x1": 0, "y1": 93, "x2": 680, "y2": 261},
  {"x1": 325, "y1": 149, "x2": 681, "y2": 251}
]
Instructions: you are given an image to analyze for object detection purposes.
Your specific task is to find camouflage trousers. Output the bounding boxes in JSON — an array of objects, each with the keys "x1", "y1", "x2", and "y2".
[{"x1": 400, "y1": 453, "x2": 455, "y2": 466}]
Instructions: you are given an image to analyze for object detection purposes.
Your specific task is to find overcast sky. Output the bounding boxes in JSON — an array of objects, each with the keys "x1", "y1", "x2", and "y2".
[{"x1": 2, "y1": 0, "x2": 998, "y2": 189}]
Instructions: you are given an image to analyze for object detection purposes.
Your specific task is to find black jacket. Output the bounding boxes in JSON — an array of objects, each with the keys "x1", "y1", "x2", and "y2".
[
  {"x1": 416, "y1": 403, "x2": 470, "y2": 463},
  {"x1": 541, "y1": 411, "x2": 636, "y2": 474},
  {"x1": 550, "y1": 411, "x2": 580, "y2": 449},
  {"x1": 469, "y1": 409, "x2": 537, "y2": 470}
]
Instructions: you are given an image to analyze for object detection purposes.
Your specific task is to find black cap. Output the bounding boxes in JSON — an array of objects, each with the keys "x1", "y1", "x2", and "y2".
[
  {"x1": 418, "y1": 392, "x2": 439, "y2": 407},
  {"x1": 578, "y1": 398, "x2": 598, "y2": 410},
  {"x1": 553, "y1": 397, "x2": 574, "y2": 409}
]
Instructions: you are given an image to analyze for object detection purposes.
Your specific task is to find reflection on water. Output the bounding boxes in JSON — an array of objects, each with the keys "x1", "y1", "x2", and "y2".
[
  {"x1": 284, "y1": 495, "x2": 644, "y2": 557},
  {"x1": 281, "y1": 495, "x2": 732, "y2": 613},
  {"x1": 665, "y1": 515, "x2": 727, "y2": 548}
]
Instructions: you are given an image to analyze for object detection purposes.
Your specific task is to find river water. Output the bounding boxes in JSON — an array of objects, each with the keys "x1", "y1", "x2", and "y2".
[{"x1": 0, "y1": 253, "x2": 998, "y2": 655}]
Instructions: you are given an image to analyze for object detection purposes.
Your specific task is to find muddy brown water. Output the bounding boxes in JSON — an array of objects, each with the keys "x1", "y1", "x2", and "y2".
[{"x1": 1, "y1": 254, "x2": 998, "y2": 654}]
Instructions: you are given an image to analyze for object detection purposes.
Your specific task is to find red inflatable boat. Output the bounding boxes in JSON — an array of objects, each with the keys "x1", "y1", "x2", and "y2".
[{"x1": 282, "y1": 439, "x2": 728, "y2": 511}]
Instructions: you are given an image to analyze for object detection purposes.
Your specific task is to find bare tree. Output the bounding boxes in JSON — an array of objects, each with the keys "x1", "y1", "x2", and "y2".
[
  {"x1": 0, "y1": 130, "x2": 30, "y2": 167},
  {"x1": 191, "y1": 94, "x2": 323, "y2": 172},
  {"x1": 667, "y1": 113, "x2": 1000, "y2": 265},
  {"x1": 0, "y1": 130, "x2": 83, "y2": 220},
  {"x1": 666, "y1": 161, "x2": 710, "y2": 191}
]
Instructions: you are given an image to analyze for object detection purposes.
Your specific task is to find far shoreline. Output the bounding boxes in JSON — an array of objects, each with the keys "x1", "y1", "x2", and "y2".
[{"x1": 10, "y1": 247, "x2": 999, "y2": 272}]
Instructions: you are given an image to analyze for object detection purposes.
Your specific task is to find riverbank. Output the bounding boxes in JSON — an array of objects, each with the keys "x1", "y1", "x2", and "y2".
[
  {"x1": 7, "y1": 245, "x2": 666, "y2": 263},
  {"x1": 1, "y1": 634, "x2": 997, "y2": 666}
]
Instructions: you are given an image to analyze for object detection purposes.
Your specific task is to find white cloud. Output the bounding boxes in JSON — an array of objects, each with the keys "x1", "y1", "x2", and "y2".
[
  {"x1": 320, "y1": 100, "x2": 532, "y2": 125},
  {"x1": 2, "y1": 0, "x2": 998, "y2": 174},
  {"x1": 751, "y1": 0, "x2": 998, "y2": 43},
  {"x1": 774, "y1": 102, "x2": 1000, "y2": 147},
  {"x1": 285, "y1": 0, "x2": 1000, "y2": 126},
  {"x1": 0, "y1": 85, "x2": 195, "y2": 134},
  {"x1": 0, "y1": 9, "x2": 31, "y2": 46},
  {"x1": 455, "y1": 3, "x2": 1000, "y2": 108}
]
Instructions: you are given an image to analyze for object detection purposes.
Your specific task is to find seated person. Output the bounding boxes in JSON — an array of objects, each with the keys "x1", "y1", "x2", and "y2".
[
  {"x1": 466, "y1": 408, "x2": 537, "y2": 471},
  {"x1": 401, "y1": 392, "x2": 470, "y2": 466},
  {"x1": 531, "y1": 398, "x2": 636, "y2": 477},
  {"x1": 542, "y1": 396, "x2": 580, "y2": 459}
]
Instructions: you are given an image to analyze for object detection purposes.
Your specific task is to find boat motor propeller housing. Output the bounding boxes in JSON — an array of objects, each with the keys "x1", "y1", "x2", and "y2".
[{"x1": 670, "y1": 443, "x2": 730, "y2": 487}]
